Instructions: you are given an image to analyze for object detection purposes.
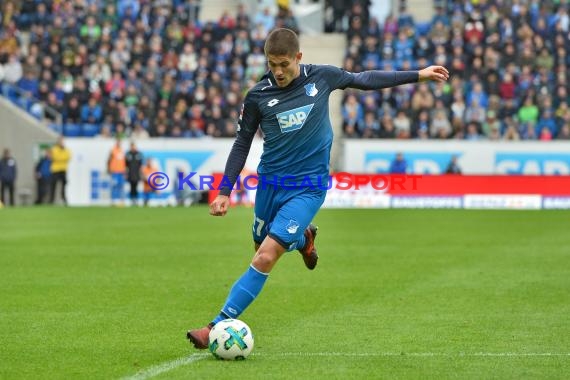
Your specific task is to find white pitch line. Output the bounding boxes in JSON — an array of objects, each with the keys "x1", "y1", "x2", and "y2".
[
  {"x1": 121, "y1": 351, "x2": 570, "y2": 379},
  {"x1": 120, "y1": 353, "x2": 209, "y2": 380},
  {"x1": 258, "y1": 352, "x2": 570, "y2": 358}
]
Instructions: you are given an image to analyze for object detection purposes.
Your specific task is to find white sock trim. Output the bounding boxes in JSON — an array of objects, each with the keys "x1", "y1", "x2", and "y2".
[{"x1": 250, "y1": 264, "x2": 269, "y2": 276}]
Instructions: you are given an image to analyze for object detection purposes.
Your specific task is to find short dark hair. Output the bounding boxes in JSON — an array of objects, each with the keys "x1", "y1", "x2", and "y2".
[{"x1": 264, "y1": 28, "x2": 299, "y2": 57}]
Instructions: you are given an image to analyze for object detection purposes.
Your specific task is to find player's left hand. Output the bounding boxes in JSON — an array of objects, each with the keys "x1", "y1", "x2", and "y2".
[{"x1": 418, "y1": 66, "x2": 450, "y2": 82}]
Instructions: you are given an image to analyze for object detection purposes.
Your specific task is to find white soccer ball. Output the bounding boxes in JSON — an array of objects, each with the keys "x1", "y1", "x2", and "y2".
[{"x1": 208, "y1": 319, "x2": 254, "y2": 360}]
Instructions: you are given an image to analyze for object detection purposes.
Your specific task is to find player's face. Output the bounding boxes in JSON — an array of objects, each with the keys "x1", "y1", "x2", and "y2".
[{"x1": 266, "y1": 52, "x2": 302, "y2": 88}]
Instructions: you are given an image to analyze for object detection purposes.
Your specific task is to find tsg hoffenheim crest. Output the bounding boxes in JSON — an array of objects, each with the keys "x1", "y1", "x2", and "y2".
[
  {"x1": 286, "y1": 219, "x2": 300, "y2": 234},
  {"x1": 304, "y1": 83, "x2": 318, "y2": 97}
]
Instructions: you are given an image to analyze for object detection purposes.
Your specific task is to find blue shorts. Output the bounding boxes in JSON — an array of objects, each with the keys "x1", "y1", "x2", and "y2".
[{"x1": 252, "y1": 184, "x2": 326, "y2": 250}]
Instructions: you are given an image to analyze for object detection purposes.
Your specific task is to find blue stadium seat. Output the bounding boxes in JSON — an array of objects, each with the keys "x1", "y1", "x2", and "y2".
[
  {"x1": 82, "y1": 123, "x2": 101, "y2": 137},
  {"x1": 63, "y1": 123, "x2": 81, "y2": 137},
  {"x1": 7, "y1": 88, "x2": 19, "y2": 104},
  {"x1": 416, "y1": 22, "x2": 431, "y2": 37},
  {"x1": 48, "y1": 123, "x2": 63, "y2": 134},
  {"x1": 17, "y1": 97, "x2": 32, "y2": 111}
]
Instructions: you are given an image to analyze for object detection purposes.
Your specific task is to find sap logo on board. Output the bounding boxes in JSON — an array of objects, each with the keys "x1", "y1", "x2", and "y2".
[
  {"x1": 495, "y1": 153, "x2": 570, "y2": 174},
  {"x1": 364, "y1": 152, "x2": 462, "y2": 174},
  {"x1": 276, "y1": 104, "x2": 314, "y2": 133},
  {"x1": 90, "y1": 150, "x2": 214, "y2": 200},
  {"x1": 142, "y1": 150, "x2": 214, "y2": 177}
]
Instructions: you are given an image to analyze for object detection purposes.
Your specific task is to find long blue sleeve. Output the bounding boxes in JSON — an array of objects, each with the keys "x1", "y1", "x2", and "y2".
[
  {"x1": 218, "y1": 90, "x2": 261, "y2": 197},
  {"x1": 219, "y1": 130, "x2": 256, "y2": 196},
  {"x1": 348, "y1": 70, "x2": 419, "y2": 90}
]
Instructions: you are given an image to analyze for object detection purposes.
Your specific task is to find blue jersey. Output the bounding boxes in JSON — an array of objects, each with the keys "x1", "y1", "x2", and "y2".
[
  {"x1": 238, "y1": 64, "x2": 354, "y2": 183},
  {"x1": 219, "y1": 65, "x2": 418, "y2": 195}
]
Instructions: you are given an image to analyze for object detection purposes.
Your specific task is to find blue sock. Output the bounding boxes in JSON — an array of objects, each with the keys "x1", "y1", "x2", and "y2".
[{"x1": 212, "y1": 265, "x2": 269, "y2": 324}]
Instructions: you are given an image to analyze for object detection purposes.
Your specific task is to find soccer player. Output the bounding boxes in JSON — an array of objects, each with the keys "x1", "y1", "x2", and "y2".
[{"x1": 187, "y1": 28, "x2": 449, "y2": 349}]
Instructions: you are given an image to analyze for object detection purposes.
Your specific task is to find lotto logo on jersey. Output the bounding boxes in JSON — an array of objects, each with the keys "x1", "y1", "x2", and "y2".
[{"x1": 276, "y1": 104, "x2": 314, "y2": 133}]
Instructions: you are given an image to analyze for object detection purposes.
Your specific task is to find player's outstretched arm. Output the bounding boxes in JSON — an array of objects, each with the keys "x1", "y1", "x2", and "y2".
[
  {"x1": 418, "y1": 65, "x2": 450, "y2": 82},
  {"x1": 346, "y1": 65, "x2": 449, "y2": 91},
  {"x1": 210, "y1": 195, "x2": 230, "y2": 216}
]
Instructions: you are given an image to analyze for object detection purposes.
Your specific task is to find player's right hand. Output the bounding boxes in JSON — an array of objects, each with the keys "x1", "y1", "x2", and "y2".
[{"x1": 209, "y1": 195, "x2": 230, "y2": 216}]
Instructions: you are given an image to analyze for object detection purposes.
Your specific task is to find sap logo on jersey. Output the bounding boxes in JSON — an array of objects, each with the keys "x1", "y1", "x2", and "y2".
[
  {"x1": 276, "y1": 104, "x2": 314, "y2": 133},
  {"x1": 495, "y1": 153, "x2": 570, "y2": 174}
]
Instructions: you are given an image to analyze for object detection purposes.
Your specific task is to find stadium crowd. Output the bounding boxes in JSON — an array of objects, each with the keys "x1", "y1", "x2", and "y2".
[
  {"x1": 0, "y1": 0, "x2": 298, "y2": 138},
  {"x1": 0, "y1": 0, "x2": 568, "y2": 141},
  {"x1": 340, "y1": 0, "x2": 570, "y2": 140}
]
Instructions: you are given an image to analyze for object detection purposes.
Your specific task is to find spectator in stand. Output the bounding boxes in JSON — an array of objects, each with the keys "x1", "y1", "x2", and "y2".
[
  {"x1": 397, "y1": 5, "x2": 415, "y2": 30},
  {"x1": 539, "y1": 126, "x2": 553, "y2": 141},
  {"x1": 557, "y1": 124, "x2": 570, "y2": 140},
  {"x1": 411, "y1": 83, "x2": 435, "y2": 113},
  {"x1": 518, "y1": 96, "x2": 540, "y2": 125},
  {"x1": 342, "y1": 93, "x2": 363, "y2": 133},
  {"x1": 383, "y1": 12, "x2": 398, "y2": 35},
  {"x1": 17, "y1": 71, "x2": 40, "y2": 101},
  {"x1": 131, "y1": 123, "x2": 150, "y2": 140},
  {"x1": 467, "y1": 82, "x2": 488, "y2": 109},
  {"x1": 412, "y1": 110, "x2": 430, "y2": 138},
  {"x1": 393, "y1": 110, "x2": 411, "y2": 138},
  {"x1": 63, "y1": 98, "x2": 82, "y2": 125},
  {"x1": 503, "y1": 118, "x2": 521, "y2": 141},
  {"x1": 105, "y1": 71, "x2": 126, "y2": 101},
  {"x1": 521, "y1": 122, "x2": 538, "y2": 140},
  {"x1": 555, "y1": 102, "x2": 569, "y2": 126},
  {"x1": 431, "y1": 110, "x2": 452, "y2": 138},
  {"x1": 1, "y1": 0, "x2": 566, "y2": 144},
  {"x1": 379, "y1": 114, "x2": 396, "y2": 139},
  {"x1": 359, "y1": 111, "x2": 380, "y2": 138},
  {"x1": 499, "y1": 72, "x2": 516, "y2": 101},
  {"x1": 254, "y1": 7, "x2": 275, "y2": 35},
  {"x1": 536, "y1": 109, "x2": 558, "y2": 138},
  {"x1": 465, "y1": 122, "x2": 483, "y2": 141},
  {"x1": 81, "y1": 96, "x2": 103, "y2": 125},
  {"x1": 464, "y1": 98, "x2": 486, "y2": 125},
  {"x1": 429, "y1": 20, "x2": 450, "y2": 46},
  {"x1": 482, "y1": 111, "x2": 502, "y2": 138},
  {"x1": 3, "y1": 53, "x2": 22, "y2": 85},
  {"x1": 450, "y1": 89, "x2": 466, "y2": 122}
]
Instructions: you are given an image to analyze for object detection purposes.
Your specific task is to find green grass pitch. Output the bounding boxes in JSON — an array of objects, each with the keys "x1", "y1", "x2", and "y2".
[{"x1": 1, "y1": 207, "x2": 569, "y2": 379}]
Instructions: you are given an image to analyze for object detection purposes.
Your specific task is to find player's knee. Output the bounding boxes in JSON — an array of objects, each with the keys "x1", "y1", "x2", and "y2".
[{"x1": 252, "y1": 249, "x2": 278, "y2": 272}]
